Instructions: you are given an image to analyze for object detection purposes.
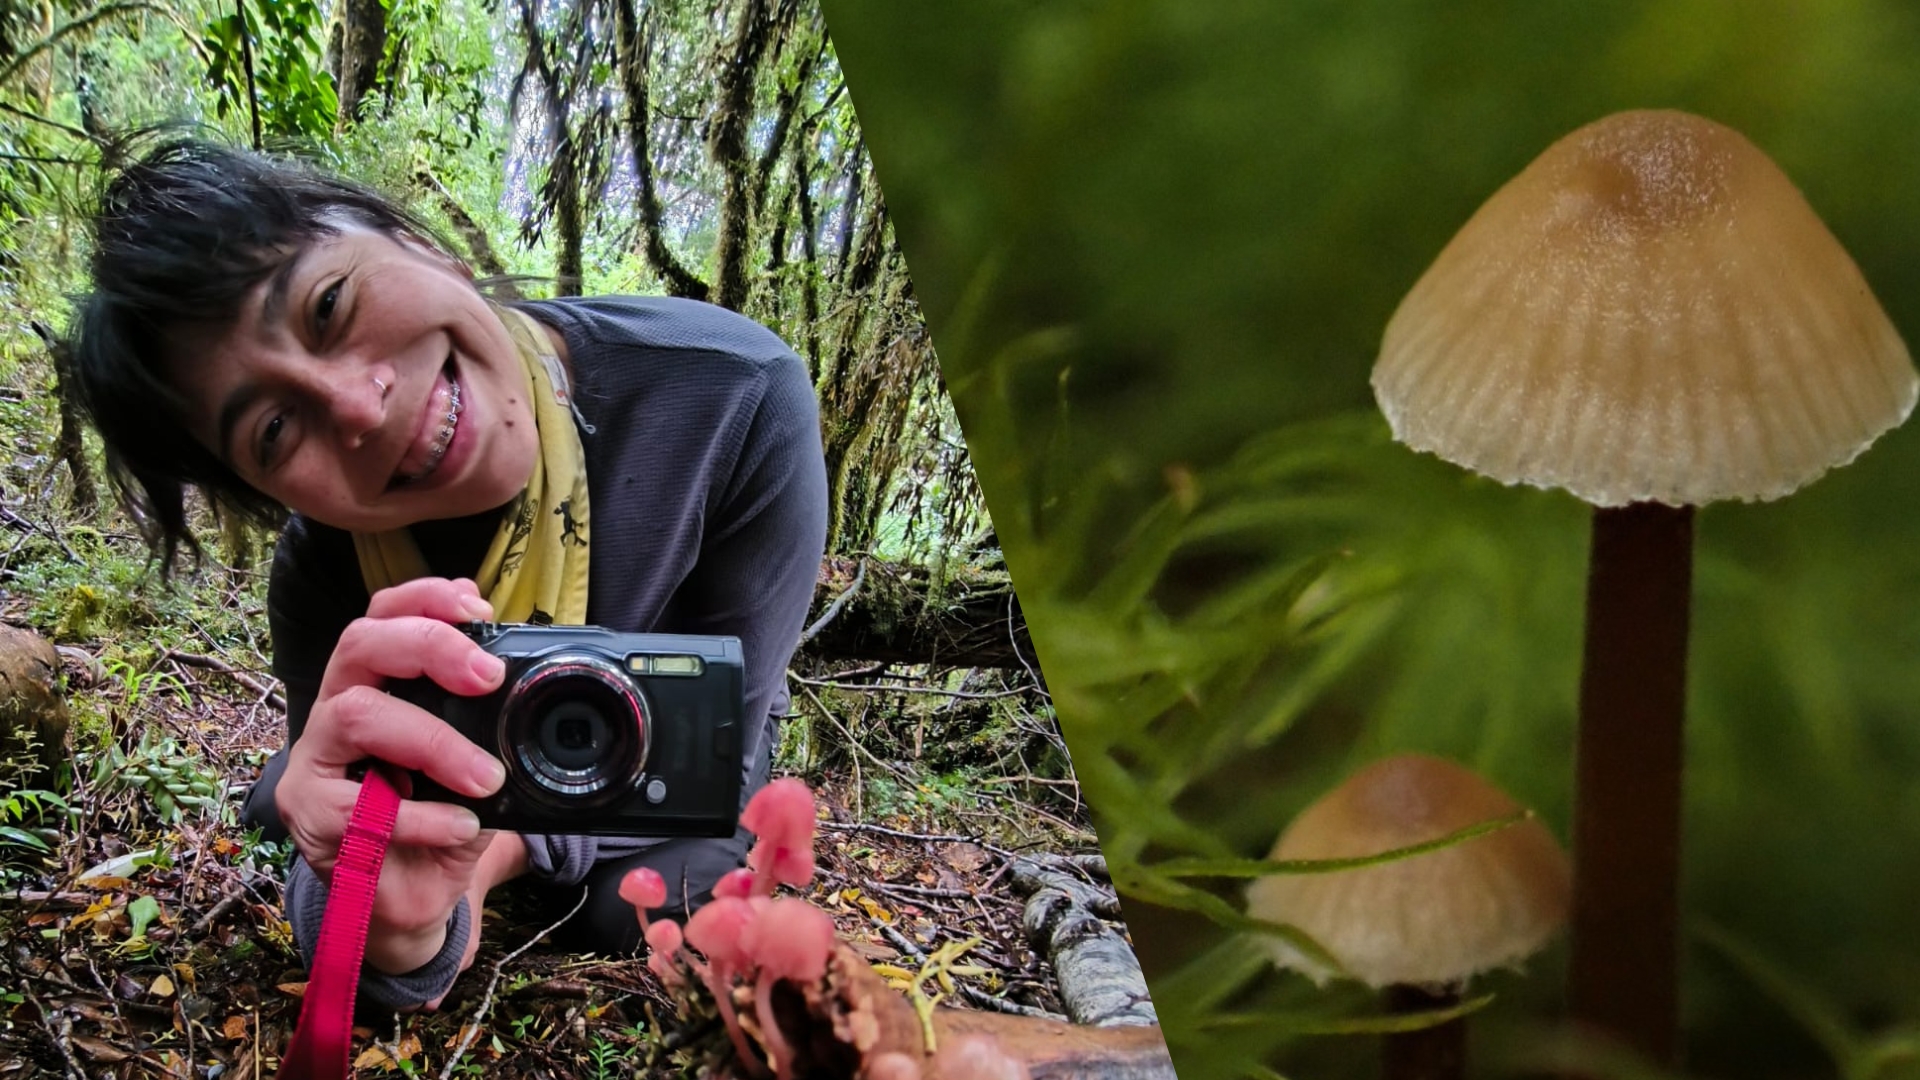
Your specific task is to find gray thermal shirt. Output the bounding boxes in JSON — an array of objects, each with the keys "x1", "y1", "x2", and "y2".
[{"x1": 239, "y1": 296, "x2": 829, "y2": 1008}]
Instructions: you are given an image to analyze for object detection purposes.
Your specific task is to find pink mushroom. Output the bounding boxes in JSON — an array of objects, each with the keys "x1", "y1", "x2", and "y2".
[
  {"x1": 645, "y1": 919, "x2": 685, "y2": 988},
  {"x1": 742, "y1": 778, "x2": 818, "y2": 895},
  {"x1": 619, "y1": 867, "x2": 668, "y2": 932},
  {"x1": 739, "y1": 898, "x2": 837, "y2": 1079},
  {"x1": 618, "y1": 779, "x2": 1034, "y2": 1080},
  {"x1": 715, "y1": 867, "x2": 756, "y2": 900},
  {"x1": 683, "y1": 897, "x2": 765, "y2": 1075}
]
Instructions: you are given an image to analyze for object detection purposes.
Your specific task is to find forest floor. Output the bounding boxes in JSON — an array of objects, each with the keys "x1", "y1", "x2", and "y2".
[{"x1": 0, "y1": 557, "x2": 1100, "y2": 1080}]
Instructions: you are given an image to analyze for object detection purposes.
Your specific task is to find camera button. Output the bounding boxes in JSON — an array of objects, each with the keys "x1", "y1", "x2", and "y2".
[{"x1": 645, "y1": 778, "x2": 668, "y2": 804}]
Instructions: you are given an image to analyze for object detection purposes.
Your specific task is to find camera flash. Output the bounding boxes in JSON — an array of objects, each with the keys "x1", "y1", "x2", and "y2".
[{"x1": 631, "y1": 654, "x2": 704, "y2": 676}]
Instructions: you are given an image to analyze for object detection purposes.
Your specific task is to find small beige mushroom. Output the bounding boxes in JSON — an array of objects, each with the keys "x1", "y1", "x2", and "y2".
[
  {"x1": 1248, "y1": 753, "x2": 1569, "y2": 1080},
  {"x1": 1375, "y1": 108, "x2": 1916, "y2": 508},
  {"x1": 1368, "y1": 109, "x2": 1915, "y2": 1062},
  {"x1": 1248, "y1": 753, "x2": 1569, "y2": 987}
]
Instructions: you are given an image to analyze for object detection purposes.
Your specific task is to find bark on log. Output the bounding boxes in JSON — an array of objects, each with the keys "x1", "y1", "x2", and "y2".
[
  {"x1": 801, "y1": 557, "x2": 1034, "y2": 671},
  {"x1": 1013, "y1": 857, "x2": 1157, "y2": 1029},
  {"x1": 767, "y1": 945, "x2": 1178, "y2": 1079}
]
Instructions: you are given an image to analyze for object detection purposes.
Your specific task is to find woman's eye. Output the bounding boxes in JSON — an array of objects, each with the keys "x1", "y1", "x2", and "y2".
[
  {"x1": 315, "y1": 281, "x2": 342, "y2": 333},
  {"x1": 257, "y1": 413, "x2": 287, "y2": 468}
]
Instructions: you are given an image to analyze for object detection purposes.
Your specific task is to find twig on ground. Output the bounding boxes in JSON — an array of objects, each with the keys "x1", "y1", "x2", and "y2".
[
  {"x1": 876, "y1": 882, "x2": 975, "y2": 901},
  {"x1": 958, "y1": 799, "x2": 1098, "y2": 843},
  {"x1": 983, "y1": 774, "x2": 1081, "y2": 788},
  {"x1": 0, "y1": 890, "x2": 95, "y2": 908},
  {"x1": 956, "y1": 984, "x2": 1068, "y2": 1022},
  {"x1": 83, "y1": 952, "x2": 130, "y2": 1036},
  {"x1": 800, "y1": 556, "x2": 866, "y2": 643},
  {"x1": 877, "y1": 919, "x2": 926, "y2": 960},
  {"x1": 163, "y1": 649, "x2": 285, "y2": 711},
  {"x1": 0, "y1": 504, "x2": 80, "y2": 562},
  {"x1": 819, "y1": 820, "x2": 1023, "y2": 862},
  {"x1": 1006, "y1": 592, "x2": 1046, "y2": 705},
  {"x1": 796, "y1": 680, "x2": 920, "y2": 788},
  {"x1": 437, "y1": 886, "x2": 590, "y2": 1080},
  {"x1": 373, "y1": 1013, "x2": 408, "y2": 1075},
  {"x1": 25, "y1": 986, "x2": 85, "y2": 1080},
  {"x1": 790, "y1": 674, "x2": 1036, "y2": 700}
]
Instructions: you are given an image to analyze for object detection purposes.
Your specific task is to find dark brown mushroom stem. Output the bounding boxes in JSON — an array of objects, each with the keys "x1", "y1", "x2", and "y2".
[
  {"x1": 1569, "y1": 501, "x2": 1693, "y2": 1063},
  {"x1": 1384, "y1": 984, "x2": 1466, "y2": 1080}
]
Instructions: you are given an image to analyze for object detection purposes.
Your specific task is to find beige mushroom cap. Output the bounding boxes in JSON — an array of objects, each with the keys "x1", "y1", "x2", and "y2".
[
  {"x1": 1246, "y1": 753, "x2": 1570, "y2": 988},
  {"x1": 1373, "y1": 109, "x2": 1916, "y2": 507}
]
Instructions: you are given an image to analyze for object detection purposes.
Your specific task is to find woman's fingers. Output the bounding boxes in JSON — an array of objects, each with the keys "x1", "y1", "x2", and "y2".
[
  {"x1": 290, "y1": 778, "x2": 490, "y2": 854},
  {"x1": 392, "y1": 800, "x2": 486, "y2": 848},
  {"x1": 318, "y1": 614, "x2": 505, "y2": 701},
  {"x1": 365, "y1": 577, "x2": 493, "y2": 623},
  {"x1": 298, "y1": 686, "x2": 505, "y2": 797}
]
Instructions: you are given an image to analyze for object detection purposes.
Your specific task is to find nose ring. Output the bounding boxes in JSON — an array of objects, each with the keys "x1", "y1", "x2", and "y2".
[{"x1": 372, "y1": 377, "x2": 388, "y2": 395}]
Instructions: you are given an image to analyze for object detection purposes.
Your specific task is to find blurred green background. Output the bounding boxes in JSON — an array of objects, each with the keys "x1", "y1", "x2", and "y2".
[{"x1": 820, "y1": 1, "x2": 1920, "y2": 1077}]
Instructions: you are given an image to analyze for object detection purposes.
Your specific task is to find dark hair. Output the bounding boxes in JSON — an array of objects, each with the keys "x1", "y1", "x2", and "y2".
[{"x1": 67, "y1": 132, "x2": 445, "y2": 570}]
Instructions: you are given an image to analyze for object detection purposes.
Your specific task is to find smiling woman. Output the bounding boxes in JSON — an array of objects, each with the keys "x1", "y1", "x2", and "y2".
[
  {"x1": 167, "y1": 225, "x2": 540, "y2": 532},
  {"x1": 66, "y1": 135, "x2": 829, "y2": 1012}
]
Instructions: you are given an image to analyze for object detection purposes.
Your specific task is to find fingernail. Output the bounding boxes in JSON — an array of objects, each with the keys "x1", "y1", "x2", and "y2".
[
  {"x1": 464, "y1": 597, "x2": 492, "y2": 620},
  {"x1": 474, "y1": 754, "x2": 506, "y2": 793},
  {"x1": 469, "y1": 652, "x2": 504, "y2": 683},
  {"x1": 451, "y1": 810, "x2": 481, "y2": 842}
]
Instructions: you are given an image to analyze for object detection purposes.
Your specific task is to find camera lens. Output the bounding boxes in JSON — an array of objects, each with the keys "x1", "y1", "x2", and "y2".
[
  {"x1": 498, "y1": 654, "x2": 650, "y2": 807},
  {"x1": 539, "y1": 701, "x2": 611, "y2": 771}
]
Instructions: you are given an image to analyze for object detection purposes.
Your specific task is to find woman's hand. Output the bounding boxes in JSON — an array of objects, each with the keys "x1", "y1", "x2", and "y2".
[{"x1": 275, "y1": 577, "x2": 509, "y2": 975}]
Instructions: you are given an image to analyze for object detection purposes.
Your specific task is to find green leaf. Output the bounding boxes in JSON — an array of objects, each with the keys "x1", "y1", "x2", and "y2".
[
  {"x1": 1197, "y1": 991, "x2": 1494, "y2": 1034},
  {"x1": 1148, "y1": 809, "x2": 1533, "y2": 879},
  {"x1": 0, "y1": 825, "x2": 49, "y2": 851},
  {"x1": 127, "y1": 894, "x2": 160, "y2": 940},
  {"x1": 1110, "y1": 862, "x2": 1346, "y2": 976}
]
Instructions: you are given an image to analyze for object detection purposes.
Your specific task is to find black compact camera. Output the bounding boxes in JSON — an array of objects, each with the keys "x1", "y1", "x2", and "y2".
[{"x1": 400, "y1": 622, "x2": 746, "y2": 838}]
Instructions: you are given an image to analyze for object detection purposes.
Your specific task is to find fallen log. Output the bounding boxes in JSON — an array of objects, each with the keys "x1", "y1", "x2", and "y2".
[
  {"x1": 723, "y1": 944, "x2": 1179, "y2": 1080},
  {"x1": 802, "y1": 557, "x2": 1035, "y2": 672},
  {"x1": 1012, "y1": 857, "x2": 1157, "y2": 1030}
]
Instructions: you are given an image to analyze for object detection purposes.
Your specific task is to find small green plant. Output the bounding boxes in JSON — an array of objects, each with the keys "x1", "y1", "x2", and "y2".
[
  {"x1": 90, "y1": 728, "x2": 227, "y2": 825},
  {"x1": 865, "y1": 767, "x2": 984, "y2": 822},
  {"x1": 100, "y1": 660, "x2": 192, "y2": 710},
  {"x1": 0, "y1": 785, "x2": 67, "y2": 853},
  {"x1": 0, "y1": 729, "x2": 72, "y2": 857},
  {"x1": 586, "y1": 1035, "x2": 634, "y2": 1080}
]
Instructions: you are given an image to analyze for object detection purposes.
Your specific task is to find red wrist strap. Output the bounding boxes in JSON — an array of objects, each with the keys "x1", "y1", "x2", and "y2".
[{"x1": 277, "y1": 765, "x2": 403, "y2": 1080}]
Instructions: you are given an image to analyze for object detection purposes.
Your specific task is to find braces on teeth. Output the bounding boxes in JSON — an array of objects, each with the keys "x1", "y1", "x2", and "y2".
[{"x1": 419, "y1": 378, "x2": 462, "y2": 474}]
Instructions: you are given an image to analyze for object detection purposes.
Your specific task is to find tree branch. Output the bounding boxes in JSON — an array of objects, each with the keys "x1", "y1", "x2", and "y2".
[
  {"x1": 0, "y1": 2, "x2": 169, "y2": 89},
  {"x1": 707, "y1": 0, "x2": 777, "y2": 311},
  {"x1": 233, "y1": 0, "x2": 263, "y2": 150},
  {"x1": 611, "y1": 0, "x2": 707, "y2": 300},
  {"x1": 412, "y1": 166, "x2": 520, "y2": 297},
  {"x1": 0, "y1": 100, "x2": 88, "y2": 140}
]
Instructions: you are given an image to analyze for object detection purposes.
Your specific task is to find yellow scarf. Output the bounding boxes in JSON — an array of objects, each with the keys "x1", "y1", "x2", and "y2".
[{"x1": 352, "y1": 305, "x2": 591, "y2": 625}]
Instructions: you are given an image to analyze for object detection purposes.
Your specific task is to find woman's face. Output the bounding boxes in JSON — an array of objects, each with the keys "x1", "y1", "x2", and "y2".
[{"x1": 169, "y1": 224, "x2": 542, "y2": 532}]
